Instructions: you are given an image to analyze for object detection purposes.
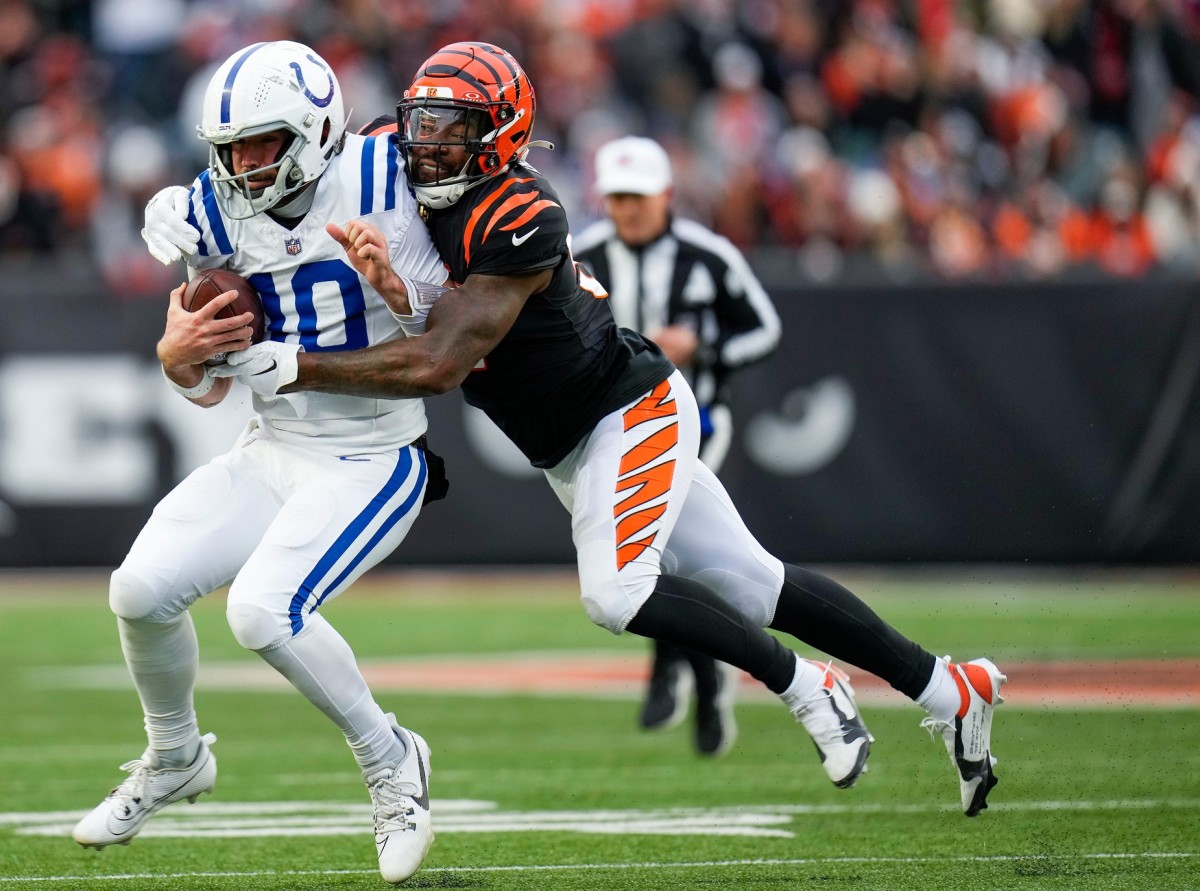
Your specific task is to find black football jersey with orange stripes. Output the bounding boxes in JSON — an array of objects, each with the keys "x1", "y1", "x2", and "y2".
[
  {"x1": 358, "y1": 117, "x2": 672, "y2": 467},
  {"x1": 437, "y1": 163, "x2": 673, "y2": 467}
]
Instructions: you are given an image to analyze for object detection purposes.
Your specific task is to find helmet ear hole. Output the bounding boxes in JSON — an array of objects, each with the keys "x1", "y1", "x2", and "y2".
[{"x1": 320, "y1": 117, "x2": 331, "y2": 147}]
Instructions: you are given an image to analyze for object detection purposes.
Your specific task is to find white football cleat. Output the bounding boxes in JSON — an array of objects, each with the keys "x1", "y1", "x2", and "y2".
[
  {"x1": 784, "y1": 660, "x2": 873, "y2": 788},
  {"x1": 369, "y1": 723, "x2": 434, "y2": 884},
  {"x1": 73, "y1": 733, "x2": 217, "y2": 849},
  {"x1": 920, "y1": 657, "x2": 1007, "y2": 816}
]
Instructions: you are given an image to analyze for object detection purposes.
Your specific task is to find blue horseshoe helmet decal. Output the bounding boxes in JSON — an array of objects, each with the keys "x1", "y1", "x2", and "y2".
[{"x1": 290, "y1": 54, "x2": 335, "y2": 107}]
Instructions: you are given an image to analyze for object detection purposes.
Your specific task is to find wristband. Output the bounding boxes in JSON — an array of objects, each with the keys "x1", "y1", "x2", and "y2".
[
  {"x1": 163, "y1": 365, "x2": 216, "y2": 399},
  {"x1": 391, "y1": 274, "x2": 447, "y2": 336}
]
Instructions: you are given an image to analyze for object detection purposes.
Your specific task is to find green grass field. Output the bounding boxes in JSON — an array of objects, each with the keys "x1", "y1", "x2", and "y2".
[{"x1": 2, "y1": 567, "x2": 1198, "y2": 890}]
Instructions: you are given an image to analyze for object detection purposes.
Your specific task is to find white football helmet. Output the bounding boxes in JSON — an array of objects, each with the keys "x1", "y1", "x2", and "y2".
[{"x1": 198, "y1": 41, "x2": 345, "y2": 219}]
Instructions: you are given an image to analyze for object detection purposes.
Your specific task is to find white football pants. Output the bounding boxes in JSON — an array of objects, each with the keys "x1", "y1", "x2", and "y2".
[
  {"x1": 109, "y1": 421, "x2": 427, "y2": 771},
  {"x1": 546, "y1": 370, "x2": 784, "y2": 634}
]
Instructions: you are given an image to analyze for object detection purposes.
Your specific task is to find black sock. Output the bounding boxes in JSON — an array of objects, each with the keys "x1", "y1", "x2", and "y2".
[
  {"x1": 626, "y1": 575, "x2": 796, "y2": 694},
  {"x1": 769, "y1": 564, "x2": 936, "y2": 700}
]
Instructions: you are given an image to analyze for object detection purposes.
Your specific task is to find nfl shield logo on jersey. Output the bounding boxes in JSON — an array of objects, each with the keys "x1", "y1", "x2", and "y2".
[{"x1": 285, "y1": 236, "x2": 302, "y2": 256}]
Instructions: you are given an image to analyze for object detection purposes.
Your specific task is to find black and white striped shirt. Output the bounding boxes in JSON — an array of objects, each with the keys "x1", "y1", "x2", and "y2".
[{"x1": 573, "y1": 216, "x2": 781, "y2": 468}]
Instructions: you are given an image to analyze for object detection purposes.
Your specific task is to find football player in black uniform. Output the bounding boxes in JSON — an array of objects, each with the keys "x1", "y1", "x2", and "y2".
[
  {"x1": 575, "y1": 134, "x2": 783, "y2": 757},
  {"x1": 218, "y1": 42, "x2": 1006, "y2": 823}
]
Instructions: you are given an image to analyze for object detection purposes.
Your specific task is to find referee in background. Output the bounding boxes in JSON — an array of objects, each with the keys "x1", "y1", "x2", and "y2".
[{"x1": 574, "y1": 135, "x2": 782, "y2": 756}]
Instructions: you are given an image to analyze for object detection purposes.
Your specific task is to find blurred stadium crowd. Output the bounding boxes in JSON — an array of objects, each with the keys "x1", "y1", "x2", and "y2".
[{"x1": 3, "y1": 0, "x2": 1200, "y2": 292}]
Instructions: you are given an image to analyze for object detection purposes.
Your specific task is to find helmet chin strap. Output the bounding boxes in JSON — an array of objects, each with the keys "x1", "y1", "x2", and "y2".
[{"x1": 270, "y1": 179, "x2": 318, "y2": 218}]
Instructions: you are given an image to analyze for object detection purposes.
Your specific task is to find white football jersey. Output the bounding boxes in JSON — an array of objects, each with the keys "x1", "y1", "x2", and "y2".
[{"x1": 183, "y1": 133, "x2": 446, "y2": 455}]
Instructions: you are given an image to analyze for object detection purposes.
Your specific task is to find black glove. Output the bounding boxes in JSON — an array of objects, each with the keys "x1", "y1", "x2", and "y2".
[{"x1": 415, "y1": 437, "x2": 449, "y2": 505}]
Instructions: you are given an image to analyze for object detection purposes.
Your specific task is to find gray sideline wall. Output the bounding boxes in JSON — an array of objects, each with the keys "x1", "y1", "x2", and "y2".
[{"x1": 2, "y1": 254, "x2": 1199, "y2": 567}]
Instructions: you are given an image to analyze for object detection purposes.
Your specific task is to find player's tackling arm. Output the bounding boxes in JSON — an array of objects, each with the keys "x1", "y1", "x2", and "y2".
[{"x1": 289, "y1": 269, "x2": 547, "y2": 397}]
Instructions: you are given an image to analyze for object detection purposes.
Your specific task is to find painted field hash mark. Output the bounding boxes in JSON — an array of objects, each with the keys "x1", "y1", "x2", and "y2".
[{"x1": 0, "y1": 850, "x2": 1196, "y2": 885}]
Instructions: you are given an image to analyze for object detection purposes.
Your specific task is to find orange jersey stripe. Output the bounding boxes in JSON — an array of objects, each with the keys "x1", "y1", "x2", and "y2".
[
  {"x1": 623, "y1": 380, "x2": 675, "y2": 431},
  {"x1": 615, "y1": 458, "x2": 675, "y2": 519},
  {"x1": 618, "y1": 424, "x2": 678, "y2": 477},
  {"x1": 482, "y1": 191, "x2": 537, "y2": 242},
  {"x1": 463, "y1": 177, "x2": 533, "y2": 266},
  {"x1": 360, "y1": 122, "x2": 393, "y2": 138},
  {"x1": 616, "y1": 501, "x2": 666, "y2": 545},
  {"x1": 616, "y1": 533, "x2": 657, "y2": 569},
  {"x1": 500, "y1": 199, "x2": 561, "y2": 233}
]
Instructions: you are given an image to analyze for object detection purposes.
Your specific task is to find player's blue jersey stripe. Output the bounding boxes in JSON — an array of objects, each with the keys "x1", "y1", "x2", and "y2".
[
  {"x1": 318, "y1": 452, "x2": 426, "y2": 605},
  {"x1": 220, "y1": 43, "x2": 266, "y2": 124},
  {"x1": 198, "y1": 171, "x2": 234, "y2": 256},
  {"x1": 246, "y1": 271, "x2": 282, "y2": 341},
  {"x1": 356, "y1": 136, "x2": 398, "y2": 214},
  {"x1": 186, "y1": 185, "x2": 208, "y2": 257},
  {"x1": 287, "y1": 446, "x2": 423, "y2": 634},
  {"x1": 384, "y1": 137, "x2": 398, "y2": 211},
  {"x1": 359, "y1": 136, "x2": 377, "y2": 215}
]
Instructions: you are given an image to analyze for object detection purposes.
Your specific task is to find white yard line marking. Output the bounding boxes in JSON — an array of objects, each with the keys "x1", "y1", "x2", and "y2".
[
  {"x1": 0, "y1": 852, "x2": 1195, "y2": 884},
  {"x1": 4, "y1": 798, "x2": 1199, "y2": 842}
]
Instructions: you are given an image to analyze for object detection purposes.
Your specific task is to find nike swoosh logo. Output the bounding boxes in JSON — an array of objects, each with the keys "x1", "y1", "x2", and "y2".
[
  {"x1": 413, "y1": 743, "x2": 430, "y2": 812},
  {"x1": 511, "y1": 227, "x2": 539, "y2": 246},
  {"x1": 252, "y1": 360, "x2": 277, "y2": 376}
]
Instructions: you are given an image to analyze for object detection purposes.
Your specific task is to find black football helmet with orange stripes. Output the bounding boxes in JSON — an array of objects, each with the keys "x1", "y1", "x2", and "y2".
[{"x1": 398, "y1": 42, "x2": 541, "y2": 210}]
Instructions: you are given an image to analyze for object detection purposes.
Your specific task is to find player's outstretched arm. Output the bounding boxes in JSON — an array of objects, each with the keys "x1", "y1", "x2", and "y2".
[{"x1": 287, "y1": 269, "x2": 550, "y2": 399}]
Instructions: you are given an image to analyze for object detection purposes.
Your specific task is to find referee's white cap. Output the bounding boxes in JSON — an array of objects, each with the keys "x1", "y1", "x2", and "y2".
[{"x1": 594, "y1": 136, "x2": 673, "y2": 196}]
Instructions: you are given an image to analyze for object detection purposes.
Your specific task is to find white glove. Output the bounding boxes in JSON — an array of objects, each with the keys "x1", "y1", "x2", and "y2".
[
  {"x1": 142, "y1": 185, "x2": 200, "y2": 265},
  {"x1": 209, "y1": 341, "x2": 303, "y2": 398}
]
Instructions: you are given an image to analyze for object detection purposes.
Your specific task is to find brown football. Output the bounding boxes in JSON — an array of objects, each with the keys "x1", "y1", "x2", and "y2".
[{"x1": 181, "y1": 268, "x2": 265, "y2": 364}]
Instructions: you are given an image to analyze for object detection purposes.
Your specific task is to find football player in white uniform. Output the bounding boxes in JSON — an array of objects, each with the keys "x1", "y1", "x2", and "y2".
[{"x1": 73, "y1": 41, "x2": 441, "y2": 885}]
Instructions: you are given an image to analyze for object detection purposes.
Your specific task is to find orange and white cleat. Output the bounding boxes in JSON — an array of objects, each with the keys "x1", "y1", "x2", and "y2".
[{"x1": 921, "y1": 657, "x2": 1007, "y2": 816}]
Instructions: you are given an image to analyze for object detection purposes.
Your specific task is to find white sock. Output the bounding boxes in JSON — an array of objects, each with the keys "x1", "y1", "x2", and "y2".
[
  {"x1": 915, "y1": 656, "x2": 960, "y2": 723},
  {"x1": 254, "y1": 612, "x2": 405, "y2": 776},
  {"x1": 778, "y1": 655, "x2": 828, "y2": 709},
  {"x1": 117, "y1": 613, "x2": 202, "y2": 767}
]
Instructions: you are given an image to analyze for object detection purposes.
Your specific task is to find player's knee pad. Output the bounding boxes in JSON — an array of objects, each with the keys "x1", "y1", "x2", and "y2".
[
  {"x1": 581, "y1": 591, "x2": 624, "y2": 634},
  {"x1": 579, "y1": 568, "x2": 656, "y2": 635},
  {"x1": 109, "y1": 568, "x2": 163, "y2": 621},
  {"x1": 226, "y1": 600, "x2": 289, "y2": 652}
]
